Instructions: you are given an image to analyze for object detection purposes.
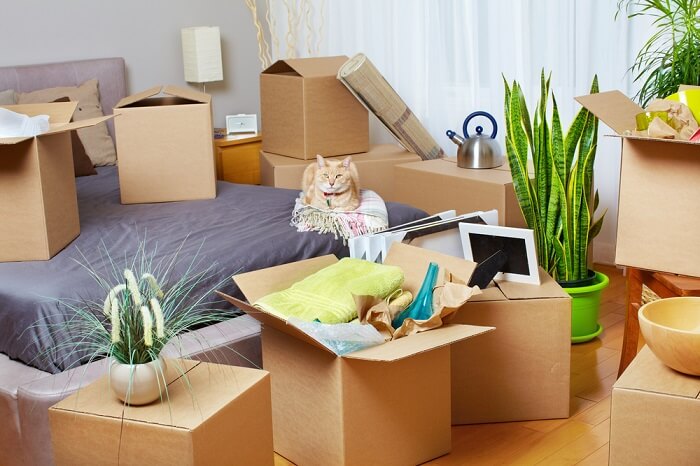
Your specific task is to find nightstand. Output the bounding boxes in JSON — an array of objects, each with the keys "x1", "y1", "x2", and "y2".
[{"x1": 214, "y1": 133, "x2": 262, "y2": 184}]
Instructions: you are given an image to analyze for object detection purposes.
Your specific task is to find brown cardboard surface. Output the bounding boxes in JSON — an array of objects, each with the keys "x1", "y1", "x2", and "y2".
[
  {"x1": 49, "y1": 360, "x2": 273, "y2": 466},
  {"x1": 263, "y1": 325, "x2": 454, "y2": 466},
  {"x1": 260, "y1": 144, "x2": 421, "y2": 201},
  {"x1": 610, "y1": 347, "x2": 700, "y2": 465},
  {"x1": 0, "y1": 104, "x2": 105, "y2": 261},
  {"x1": 394, "y1": 158, "x2": 528, "y2": 227},
  {"x1": 577, "y1": 89, "x2": 700, "y2": 276},
  {"x1": 260, "y1": 56, "x2": 369, "y2": 159},
  {"x1": 114, "y1": 86, "x2": 216, "y2": 204}
]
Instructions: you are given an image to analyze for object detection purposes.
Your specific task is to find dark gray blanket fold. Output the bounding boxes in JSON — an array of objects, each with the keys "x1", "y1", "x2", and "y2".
[{"x1": 0, "y1": 167, "x2": 426, "y2": 373}]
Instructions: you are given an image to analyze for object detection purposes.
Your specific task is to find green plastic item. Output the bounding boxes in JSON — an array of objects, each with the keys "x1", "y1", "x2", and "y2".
[{"x1": 563, "y1": 271, "x2": 609, "y2": 343}]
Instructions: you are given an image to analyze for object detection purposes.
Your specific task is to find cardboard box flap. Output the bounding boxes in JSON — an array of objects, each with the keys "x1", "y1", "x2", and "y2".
[
  {"x1": 115, "y1": 85, "x2": 163, "y2": 109},
  {"x1": 115, "y1": 85, "x2": 210, "y2": 108},
  {"x1": 42, "y1": 115, "x2": 114, "y2": 135},
  {"x1": 615, "y1": 347, "x2": 700, "y2": 398},
  {"x1": 2, "y1": 101, "x2": 77, "y2": 124},
  {"x1": 217, "y1": 292, "x2": 335, "y2": 355},
  {"x1": 575, "y1": 90, "x2": 643, "y2": 135},
  {"x1": 0, "y1": 136, "x2": 33, "y2": 145},
  {"x1": 234, "y1": 255, "x2": 338, "y2": 303},
  {"x1": 615, "y1": 132, "x2": 700, "y2": 146},
  {"x1": 162, "y1": 85, "x2": 210, "y2": 104},
  {"x1": 343, "y1": 323, "x2": 494, "y2": 362},
  {"x1": 496, "y1": 268, "x2": 569, "y2": 300},
  {"x1": 383, "y1": 242, "x2": 477, "y2": 291},
  {"x1": 678, "y1": 84, "x2": 700, "y2": 92},
  {"x1": 263, "y1": 56, "x2": 348, "y2": 78}
]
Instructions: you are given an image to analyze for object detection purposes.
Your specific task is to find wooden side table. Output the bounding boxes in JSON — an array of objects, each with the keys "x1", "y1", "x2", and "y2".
[
  {"x1": 214, "y1": 133, "x2": 262, "y2": 185},
  {"x1": 619, "y1": 268, "x2": 700, "y2": 376}
]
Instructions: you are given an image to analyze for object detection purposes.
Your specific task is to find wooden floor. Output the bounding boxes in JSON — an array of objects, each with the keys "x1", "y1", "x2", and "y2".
[{"x1": 275, "y1": 264, "x2": 628, "y2": 466}]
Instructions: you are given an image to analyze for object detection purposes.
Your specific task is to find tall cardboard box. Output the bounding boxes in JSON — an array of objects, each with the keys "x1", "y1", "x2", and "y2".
[
  {"x1": 384, "y1": 243, "x2": 572, "y2": 424},
  {"x1": 260, "y1": 144, "x2": 421, "y2": 201},
  {"x1": 220, "y1": 244, "x2": 494, "y2": 466},
  {"x1": 394, "y1": 158, "x2": 528, "y2": 227},
  {"x1": 260, "y1": 56, "x2": 369, "y2": 159},
  {"x1": 577, "y1": 90, "x2": 700, "y2": 277},
  {"x1": 49, "y1": 360, "x2": 274, "y2": 466},
  {"x1": 0, "y1": 102, "x2": 111, "y2": 262},
  {"x1": 610, "y1": 346, "x2": 700, "y2": 465},
  {"x1": 114, "y1": 85, "x2": 216, "y2": 204}
]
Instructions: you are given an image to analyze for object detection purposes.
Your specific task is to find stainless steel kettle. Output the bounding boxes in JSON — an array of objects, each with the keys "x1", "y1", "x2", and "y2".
[{"x1": 446, "y1": 111, "x2": 504, "y2": 169}]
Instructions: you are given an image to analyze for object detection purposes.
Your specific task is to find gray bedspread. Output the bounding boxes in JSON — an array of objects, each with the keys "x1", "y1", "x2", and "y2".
[{"x1": 0, "y1": 167, "x2": 426, "y2": 373}]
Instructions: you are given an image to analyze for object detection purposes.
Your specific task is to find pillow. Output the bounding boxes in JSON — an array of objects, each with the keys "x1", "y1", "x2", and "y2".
[
  {"x1": 0, "y1": 89, "x2": 16, "y2": 105},
  {"x1": 18, "y1": 79, "x2": 116, "y2": 166},
  {"x1": 52, "y1": 97, "x2": 97, "y2": 177}
]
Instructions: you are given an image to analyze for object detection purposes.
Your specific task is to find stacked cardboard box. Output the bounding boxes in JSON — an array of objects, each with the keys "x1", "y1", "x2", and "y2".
[{"x1": 260, "y1": 57, "x2": 419, "y2": 201}]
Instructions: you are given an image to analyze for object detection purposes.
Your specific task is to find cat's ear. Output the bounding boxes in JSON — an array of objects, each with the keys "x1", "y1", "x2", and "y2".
[
  {"x1": 342, "y1": 156, "x2": 352, "y2": 168},
  {"x1": 316, "y1": 154, "x2": 326, "y2": 168}
]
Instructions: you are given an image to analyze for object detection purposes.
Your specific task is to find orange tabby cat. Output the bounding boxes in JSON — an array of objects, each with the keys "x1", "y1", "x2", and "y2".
[{"x1": 302, "y1": 155, "x2": 360, "y2": 211}]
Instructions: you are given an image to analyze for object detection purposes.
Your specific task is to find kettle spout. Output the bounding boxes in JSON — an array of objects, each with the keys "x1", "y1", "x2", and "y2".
[{"x1": 446, "y1": 130, "x2": 465, "y2": 147}]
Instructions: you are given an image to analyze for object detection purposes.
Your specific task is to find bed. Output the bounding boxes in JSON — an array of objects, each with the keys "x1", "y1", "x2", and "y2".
[{"x1": 0, "y1": 58, "x2": 427, "y2": 466}]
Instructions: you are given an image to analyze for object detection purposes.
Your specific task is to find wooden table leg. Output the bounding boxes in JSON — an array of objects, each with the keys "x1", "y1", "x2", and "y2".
[{"x1": 618, "y1": 268, "x2": 644, "y2": 377}]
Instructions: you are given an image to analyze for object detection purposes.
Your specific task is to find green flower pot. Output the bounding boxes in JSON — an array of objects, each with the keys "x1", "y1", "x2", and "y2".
[{"x1": 561, "y1": 271, "x2": 609, "y2": 344}]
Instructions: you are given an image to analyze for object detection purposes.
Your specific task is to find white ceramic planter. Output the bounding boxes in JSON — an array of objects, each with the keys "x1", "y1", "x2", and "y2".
[{"x1": 109, "y1": 357, "x2": 168, "y2": 405}]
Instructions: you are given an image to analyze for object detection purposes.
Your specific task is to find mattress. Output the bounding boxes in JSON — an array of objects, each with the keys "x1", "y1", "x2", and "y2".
[{"x1": 0, "y1": 167, "x2": 426, "y2": 374}]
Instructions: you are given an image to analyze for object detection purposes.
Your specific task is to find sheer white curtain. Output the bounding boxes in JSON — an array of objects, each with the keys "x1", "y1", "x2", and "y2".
[{"x1": 269, "y1": 0, "x2": 653, "y2": 264}]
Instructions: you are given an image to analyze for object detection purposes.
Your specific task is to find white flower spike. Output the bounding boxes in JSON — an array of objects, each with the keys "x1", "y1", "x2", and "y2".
[
  {"x1": 140, "y1": 305, "x2": 153, "y2": 347},
  {"x1": 150, "y1": 298, "x2": 165, "y2": 339},
  {"x1": 103, "y1": 284, "x2": 126, "y2": 316},
  {"x1": 124, "y1": 269, "x2": 142, "y2": 306},
  {"x1": 141, "y1": 273, "x2": 164, "y2": 299},
  {"x1": 110, "y1": 298, "x2": 121, "y2": 343}
]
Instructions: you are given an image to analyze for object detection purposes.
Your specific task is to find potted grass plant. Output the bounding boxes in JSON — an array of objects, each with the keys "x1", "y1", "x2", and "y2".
[
  {"x1": 503, "y1": 72, "x2": 609, "y2": 343},
  {"x1": 617, "y1": 0, "x2": 700, "y2": 106},
  {"x1": 45, "y1": 242, "x2": 234, "y2": 405}
]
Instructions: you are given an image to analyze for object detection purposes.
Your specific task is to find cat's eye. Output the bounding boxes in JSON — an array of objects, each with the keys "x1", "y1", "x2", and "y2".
[
  {"x1": 322, "y1": 174, "x2": 329, "y2": 178},
  {"x1": 335, "y1": 175, "x2": 342, "y2": 179}
]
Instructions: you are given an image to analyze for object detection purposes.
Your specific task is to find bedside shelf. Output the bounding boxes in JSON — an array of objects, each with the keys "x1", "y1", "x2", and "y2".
[{"x1": 214, "y1": 133, "x2": 262, "y2": 185}]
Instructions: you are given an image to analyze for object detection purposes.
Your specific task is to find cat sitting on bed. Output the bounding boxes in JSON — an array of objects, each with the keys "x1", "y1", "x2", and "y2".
[{"x1": 302, "y1": 155, "x2": 360, "y2": 211}]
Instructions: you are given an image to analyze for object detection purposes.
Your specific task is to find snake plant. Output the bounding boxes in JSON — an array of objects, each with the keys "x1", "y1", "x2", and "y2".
[{"x1": 503, "y1": 72, "x2": 606, "y2": 283}]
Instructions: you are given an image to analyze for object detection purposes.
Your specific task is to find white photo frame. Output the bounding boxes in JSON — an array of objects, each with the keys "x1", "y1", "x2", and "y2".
[{"x1": 458, "y1": 223, "x2": 540, "y2": 285}]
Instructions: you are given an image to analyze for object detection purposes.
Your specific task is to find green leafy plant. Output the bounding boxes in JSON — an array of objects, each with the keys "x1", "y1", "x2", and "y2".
[
  {"x1": 617, "y1": 0, "x2": 700, "y2": 106},
  {"x1": 503, "y1": 72, "x2": 606, "y2": 283},
  {"x1": 40, "y1": 240, "x2": 238, "y2": 370}
]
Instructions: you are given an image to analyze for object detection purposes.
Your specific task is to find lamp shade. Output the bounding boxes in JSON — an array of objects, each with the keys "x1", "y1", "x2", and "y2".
[{"x1": 181, "y1": 26, "x2": 223, "y2": 83}]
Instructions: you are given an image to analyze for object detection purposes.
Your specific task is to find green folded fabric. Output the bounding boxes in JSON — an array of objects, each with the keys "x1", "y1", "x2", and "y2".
[{"x1": 254, "y1": 258, "x2": 404, "y2": 324}]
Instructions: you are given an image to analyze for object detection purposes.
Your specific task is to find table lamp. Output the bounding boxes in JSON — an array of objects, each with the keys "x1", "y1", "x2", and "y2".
[{"x1": 181, "y1": 26, "x2": 223, "y2": 92}]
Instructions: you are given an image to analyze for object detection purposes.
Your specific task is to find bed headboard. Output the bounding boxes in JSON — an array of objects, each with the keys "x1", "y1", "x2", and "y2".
[{"x1": 0, "y1": 57, "x2": 127, "y2": 139}]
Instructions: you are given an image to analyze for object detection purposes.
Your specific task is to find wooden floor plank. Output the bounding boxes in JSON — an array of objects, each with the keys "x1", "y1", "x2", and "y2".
[
  {"x1": 575, "y1": 443, "x2": 610, "y2": 466},
  {"x1": 536, "y1": 419, "x2": 611, "y2": 465},
  {"x1": 503, "y1": 420, "x2": 593, "y2": 465}
]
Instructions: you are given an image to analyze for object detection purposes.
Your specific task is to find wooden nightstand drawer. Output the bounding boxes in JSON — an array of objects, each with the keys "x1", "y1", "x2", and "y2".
[{"x1": 214, "y1": 133, "x2": 262, "y2": 185}]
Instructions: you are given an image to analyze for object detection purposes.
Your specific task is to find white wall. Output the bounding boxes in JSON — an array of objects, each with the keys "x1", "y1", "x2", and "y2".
[{"x1": 0, "y1": 0, "x2": 264, "y2": 128}]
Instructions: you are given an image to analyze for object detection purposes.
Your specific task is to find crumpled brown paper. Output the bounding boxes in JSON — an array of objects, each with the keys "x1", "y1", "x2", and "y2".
[
  {"x1": 638, "y1": 99, "x2": 699, "y2": 140},
  {"x1": 354, "y1": 267, "x2": 482, "y2": 341}
]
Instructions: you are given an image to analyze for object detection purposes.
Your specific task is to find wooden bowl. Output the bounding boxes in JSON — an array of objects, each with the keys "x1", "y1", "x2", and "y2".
[{"x1": 638, "y1": 297, "x2": 700, "y2": 375}]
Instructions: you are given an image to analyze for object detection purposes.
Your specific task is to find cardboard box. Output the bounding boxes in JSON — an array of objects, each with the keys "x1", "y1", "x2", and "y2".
[
  {"x1": 114, "y1": 85, "x2": 216, "y2": 204},
  {"x1": 577, "y1": 90, "x2": 700, "y2": 277},
  {"x1": 220, "y1": 244, "x2": 494, "y2": 466},
  {"x1": 260, "y1": 144, "x2": 421, "y2": 201},
  {"x1": 260, "y1": 56, "x2": 369, "y2": 160},
  {"x1": 0, "y1": 102, "x2": 110, "y2": 262},
  {"x1": 383, "y1": 243, "x2": 572, "y2": 424},
  {"x1": 49, "y1": 360, "x2": 274, "y2": 466},
  {"x1": 610, "y1": 346, "x2": 700, "y2": 465},
  {"x1": 394, "y1": 158, "x2": 528, "y2": 227}
]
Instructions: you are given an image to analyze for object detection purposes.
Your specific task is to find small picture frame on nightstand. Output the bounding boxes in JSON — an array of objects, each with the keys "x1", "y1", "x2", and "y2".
[{"x1": 226, "y1": 114, "x2": 258, "y2": 134}]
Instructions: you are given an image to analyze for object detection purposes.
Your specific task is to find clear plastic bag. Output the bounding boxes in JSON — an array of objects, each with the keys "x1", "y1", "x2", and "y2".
[{"x1": 287, "y1": 317, "x2": 385, "y2": 356}]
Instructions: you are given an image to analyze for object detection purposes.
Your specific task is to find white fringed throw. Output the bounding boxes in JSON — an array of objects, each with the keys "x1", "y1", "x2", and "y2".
[{"x1": 291, "y1": 190, "x2": 389, "y2": 242}]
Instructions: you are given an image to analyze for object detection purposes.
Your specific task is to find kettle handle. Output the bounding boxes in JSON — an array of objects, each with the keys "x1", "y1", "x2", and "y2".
[{"x1": 463, "y1": 111, "x2": 498, "y2": 139}]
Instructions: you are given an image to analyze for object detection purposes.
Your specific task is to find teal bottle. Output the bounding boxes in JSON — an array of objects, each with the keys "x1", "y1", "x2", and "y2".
[{"x1": 392, "y1": 262, "x2": 439, "y2": 329}]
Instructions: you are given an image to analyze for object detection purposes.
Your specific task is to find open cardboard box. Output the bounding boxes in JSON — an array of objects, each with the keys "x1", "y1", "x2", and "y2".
[
  {"x1": 49, "y1": 360, "x2": 274, "y2": 466},
  {"x1": 219, "y1": 243, "x2": 494, "y2": 466},
  {"x1": 260, "y1": 56, "x2": 369, "y2": 160},
  {"x1": 577, "y1": 89, "x2": 700, "y2": 277},
  {"x1": 0, "y1": 102, "x2": 112, "y2": 262},
  {"x1": 114, "y1": 85, "x2": 216, "y2": 204},
  {"x1": 610, "y1": 346, "x2": 700, "y2": 465},
  {"x1": 383, "y1": 243, "x2": 572, "y2": 424}
]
